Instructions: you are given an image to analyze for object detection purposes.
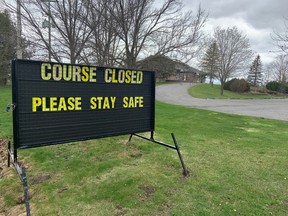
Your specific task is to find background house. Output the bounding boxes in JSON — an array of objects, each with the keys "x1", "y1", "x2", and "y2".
[
  {"x1": 168, "y1": 61, "x2": 201, "y2": 82},
  {"x1": 137, "y1": 55, "x2": 201, "y2": 82}
]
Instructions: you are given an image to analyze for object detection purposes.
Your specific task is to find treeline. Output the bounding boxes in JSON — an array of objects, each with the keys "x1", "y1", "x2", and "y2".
[{"x1": 2, "y1": 0, "x2": 207, "y2": 67}]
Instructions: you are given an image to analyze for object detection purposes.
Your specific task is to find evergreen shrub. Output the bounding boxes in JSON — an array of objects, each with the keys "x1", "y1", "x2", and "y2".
[
  {"x1": 224, "y1": 78, "x2": 250, "y2": 93},
  {"x1": 266, "y1": 81, "x2": 288, "y2": 93}
]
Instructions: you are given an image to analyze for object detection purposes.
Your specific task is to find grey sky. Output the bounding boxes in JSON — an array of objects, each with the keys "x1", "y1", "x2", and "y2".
[
  {"x1": 184, "y1": 0, "x2": 288, "y2": 65},
  {"x1": 1, "y1": 0, "x2": 286, "y2": 66}
]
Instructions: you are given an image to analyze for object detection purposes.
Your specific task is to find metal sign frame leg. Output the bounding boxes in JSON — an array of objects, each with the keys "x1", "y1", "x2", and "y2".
[
  {"x1": 7, "y1": 141, "x2": 31, "y2": 216},
  {"x1": 129, "y1": 132, "x2": 189, "y2": 176},
  {"x1": 171, "y1": 133, "x2": 189, "y2": 176}
]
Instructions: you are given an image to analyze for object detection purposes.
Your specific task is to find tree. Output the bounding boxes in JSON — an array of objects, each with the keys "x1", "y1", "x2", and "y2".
[
  {"x1": 200, "y1": 41, "x2": 219, "y2": 85},
  {"x1": 108, "y1": 0, "x2": 207, "y2": 67},
  {"x1": 2, "y1": 0, "x2": 207, "y2": 67},
  {"x1": 268, "y1": 55, "x2": 288, "y2": 83},
  {"x1": 152, "y1": 6, "x2": 207, "y2": 63},
  {"x1": 49, "y1": 0, "x2": 93, "y2": 63},
  {"x1": 214, "y1": 26, "x2": 253, "y2": 95},
  {"x1": 272, "y1": 17, "x2": 288, "y2": 54},
  {"x1": 4, "y1": 0, "x2": 93, "y2": 63},
  {"x1": 0, "y1": 10, "x2": 16, "y2": 85},
  {"x1": 247, "y1": 54, "x2": 263, "y2": 86},
  {"x1": 82, "y1": 0, "x2": 122, "y2": 66}
]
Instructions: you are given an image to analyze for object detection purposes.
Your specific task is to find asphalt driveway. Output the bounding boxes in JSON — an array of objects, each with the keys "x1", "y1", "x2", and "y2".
[{"x1": 156, "y1": 83, "x2": 288, "y2": 121}]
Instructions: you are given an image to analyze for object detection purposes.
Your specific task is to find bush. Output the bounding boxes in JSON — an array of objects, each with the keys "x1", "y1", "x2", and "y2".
[
  {"x1": 266, "y1": 81, "x2": 280, "y2": 92},
  {"x1": 224, "y1": 79, "x2": 250, "y2": 93},
  {"x1": 224, "y1": 78, "x2": 236, "y2": 91},
  {"x1": 266, "y1": 81, "x2": 288, "y2": 94}
]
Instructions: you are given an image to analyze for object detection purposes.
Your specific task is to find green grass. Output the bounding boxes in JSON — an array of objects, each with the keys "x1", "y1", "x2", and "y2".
[
  {"x1": 189, "y1": 84, "x2": 286, "y2": 99},
  {"x1": 0, "y1": 86, "x2": 13, "y2": 139},
  {"x1": 1, "y1": 85, "x2": 288, "y2": 215}
]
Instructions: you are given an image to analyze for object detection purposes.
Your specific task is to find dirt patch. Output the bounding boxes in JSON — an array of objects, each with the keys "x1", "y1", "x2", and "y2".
[
  {"x1": 115, "y1": 205, "x2": 126, "y2": 216},
  {"x1": 6, "y1": 205, "x2": 26, "y2": 216},
  {"x1": 129, "y1": 148, "x2": 142, "y2": 158},
  {"x1": 57, "y1": 187, "x2": 68, "y2": 194},
  {"x1": 30, "y1": 174, "x2": 51, "y2": 185},
  {"x1": 16, "y1": 190, "x2": 34, "y2": 205},
  {"x1": 117, "y1": 139, "x2": 129, "y2": 145},
  {"x1": 0, "y1": 197, "x2": 27, "y2": 216},
  {"x1": 139, "y1": 185, "x2": 156, "y2": 201},
  {"x1": 0, "y1": 139, "x2": 14, "y2": 178}
]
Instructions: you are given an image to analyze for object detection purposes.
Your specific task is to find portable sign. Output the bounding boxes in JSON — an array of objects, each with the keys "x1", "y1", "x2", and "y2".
[{"x1": 12, "y1": 59, "x2": 155, "y2": 149}]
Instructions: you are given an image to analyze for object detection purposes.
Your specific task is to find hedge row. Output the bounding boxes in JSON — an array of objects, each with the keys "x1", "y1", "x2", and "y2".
[
  {"x1": 266, "y1": 81, "x2": 288, "y2": 93},
  {"x1": 224, "y1": 79, "x2": 250, "y2": 93}
]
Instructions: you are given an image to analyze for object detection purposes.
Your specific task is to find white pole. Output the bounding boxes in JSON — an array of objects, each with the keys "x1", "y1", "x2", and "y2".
[{"x1": 16, "y1": 0, "x2": 23, "y2": 59}]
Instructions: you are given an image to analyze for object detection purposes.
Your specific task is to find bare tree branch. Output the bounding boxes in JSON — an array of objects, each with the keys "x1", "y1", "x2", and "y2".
[
  {"x1": 108, "y1": 0, "x2": 202, "y2": 67},
  {"x1": 2, "y1": 0, "x2": 208, "y2": 67},
  {"x1": 2, "y1": 0, "x2": 93, "y2": 63},
  {"x1": 272, "y1": 17, "x2": 288, "y2": 54},
  {"x1": 268, "y1": 54, "x2": 288, "y2": 83},
  {"x1": 214, "y1": 26, "x2": 253, "y2": 95}
]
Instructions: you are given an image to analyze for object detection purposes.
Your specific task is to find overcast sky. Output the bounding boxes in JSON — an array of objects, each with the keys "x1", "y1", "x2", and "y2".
[
  {"x1": 1, "y1": 0, "x2": 287, "y2": 67},
  {"x1": 184, "y1": 0, "x2": 288, "y2": 65}
]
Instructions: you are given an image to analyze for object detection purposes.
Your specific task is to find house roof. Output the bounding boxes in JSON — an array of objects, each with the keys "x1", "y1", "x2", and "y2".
[{"x1": 137, "y1": 55, "x2": 201, "y2": 75}]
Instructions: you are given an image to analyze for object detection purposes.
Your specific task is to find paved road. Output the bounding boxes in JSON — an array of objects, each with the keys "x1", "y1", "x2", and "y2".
[{"x1": 156, "y1": 83, "x2": 288, "y2": 121}]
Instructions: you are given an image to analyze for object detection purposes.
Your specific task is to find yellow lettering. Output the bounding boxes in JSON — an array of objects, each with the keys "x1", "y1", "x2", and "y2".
[
  {"x1": 62, "y1": 65, "x2": 72, "y2": 81},
  {"x1": 90, "y1": 96, "x2": 116, "y2": 109},
  {"x1": 131, "y1": 71, "x2": 137, "y2": 84},
  {"x1": 58, "y1": 97, "x2": 67, "y2": 111},
  {"x1": 67, "y1": 97, "x2": 75, "y2": 110},
  {"x1": 90, "y1": 97, "x2": 97, "y2": 109},
  {"x1": 42, "y1": 97, "x2": 49, "y2": 111},
  {"x1": 96, "y1": 97, "x2": 103, "y2": 109},
  {"x1": 104, "y1": 69, "x2": 112, "y2": 83},
  {"x1": 137, "y1": 71, "x2": 143, "y2": 84},
  {"x1": 32, "y1": 97, "x2": 42, "y2": 112},
  {"x1": 103, "y1": 97, "x2": 110, "y2": 109},
  {"x1": 74, "y1": 97, "x2": 82, "y2": 110},
  {"x1": 90, "y1": 67, "x2": 97, "y2": 82},
  {"x1": 41, "y1": 63, "x2": 52, "y2": 80},
  {"x1": 122, "y1": 96, "x2": 144, "y2": 108},
  {"x1": 73, "y1": 66, "x2": 81, "y2": 82},
  {"x1": 135, "y1": 96, "x2": 143, "y2": 107},
  {"x1": 125, "y1": 70, "x2": 131, "y2": 83},
  {"x1": 129, "y1": 97, "x2": 134, "y2": 107},
  {"x1": 118, "y1": 70, "x2": 125, "y2": 83},
  {"x1": 110, "y1": 97, "x2": 116, "y2": 108},
  {"x1": 103, "y1": 69, "x2": 143, "y2": 84},
  {"x1": 50, "y1": 97, "x2": 58, "y2": 111},
  {"x1": 123, "y1": 97, "x2": 128, "y2": 108},
  {"x1": 81, "y1": 66, "x2": 89, "y2": 82},
  {"x1": 41, "y1": 64, "x2": 99, "y2": 83},
  {"x1": 32, "y1": 97, "x2": 82, "y2": 112},
  {"x1": 52, "y1": 64, "x2": 62, "y2": 81},
  {"x1": 112, "y1": 69, "x2": 118, "y2": 83}
]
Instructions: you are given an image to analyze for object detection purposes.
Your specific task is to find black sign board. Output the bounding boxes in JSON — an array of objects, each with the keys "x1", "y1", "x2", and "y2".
[{"x1": 12, "y1": 59, "x2": 155, "y2": 149}]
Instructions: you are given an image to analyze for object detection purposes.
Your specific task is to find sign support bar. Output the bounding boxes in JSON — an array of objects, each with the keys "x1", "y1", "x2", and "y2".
[
  {"x1": 129, "y1": 132, "x2": 189, "y2": 176},
  {"x1": 7, "y1": 141, "x2": 31, "y2": 216}
]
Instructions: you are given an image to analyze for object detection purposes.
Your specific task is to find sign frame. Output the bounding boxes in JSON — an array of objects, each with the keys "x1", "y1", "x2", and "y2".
[
  {"x1": 12, "y1": 59, "x2": 155, "y2": 150},
  {"x1": 8, "y1": 60, "x2": 187, "y2": 216}
]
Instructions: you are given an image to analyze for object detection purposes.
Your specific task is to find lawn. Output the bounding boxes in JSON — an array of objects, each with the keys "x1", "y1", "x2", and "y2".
[
  {"x1": 189, "y1": 83, "x2": 287, "y2": 99},
  {"x1": 0, "y1": 86, "x2": 288, "y2": 215},
  {"x1": 0, "y1": 86, "x2": 13, "y2": 139}
]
